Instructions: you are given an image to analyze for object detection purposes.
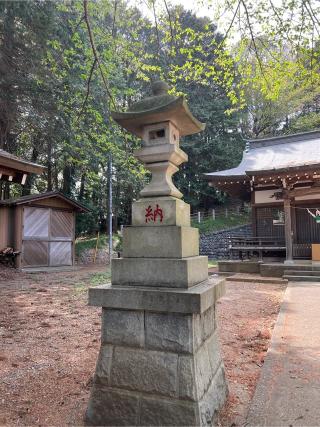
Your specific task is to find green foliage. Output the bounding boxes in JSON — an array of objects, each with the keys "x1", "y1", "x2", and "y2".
[
  {"x1": 75, "y1": 232, "x2": 121, "y2": 256},
  {"x1": 89, "y1": 271, "x2": 111, "y2": 286},
  {"x1": 75, "y1": 234, "x2": 108, "y2": 257},
  {"x1": 1, "y1": 0, "x2": 319, "y2": 231},
  {"x1": 192, "y1": 213, "x2": 250, "y2": 234}
]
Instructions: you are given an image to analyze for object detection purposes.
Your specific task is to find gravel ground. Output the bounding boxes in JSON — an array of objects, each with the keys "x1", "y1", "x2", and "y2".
[{"x1": 0, "y1": 266, "x2": 286, "y2": 426}]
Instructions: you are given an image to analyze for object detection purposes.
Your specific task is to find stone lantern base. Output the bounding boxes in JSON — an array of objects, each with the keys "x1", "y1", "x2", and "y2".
[
  {"x1": 86, "y1": 279, "x2": 227, "y2": 426},
  {"x1": 86, "y1": 196, "x2": 228, "y2": 426}
]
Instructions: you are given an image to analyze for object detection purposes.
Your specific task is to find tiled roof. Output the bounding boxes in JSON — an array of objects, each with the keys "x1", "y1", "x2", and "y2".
[{"x1": 206, "y1": 130, "x2": 320, "y2": 179}]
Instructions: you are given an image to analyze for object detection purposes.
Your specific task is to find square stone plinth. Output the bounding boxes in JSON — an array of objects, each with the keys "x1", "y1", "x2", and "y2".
[
  {"x1": 86, "y1": 277, "x2": 228, "y2": 426},
  {"x1": 132, "y1": 197, "x2": 190, "y2": 227},
  {"x1": 88, "y1": 277, "x2": 226, "y2": 314},
  {"x1": 111, "y1": 256, "x2": 208, "y2": 288},
  {"x1": 123, "y1": 226, "x2": 199, "y2": 258}
]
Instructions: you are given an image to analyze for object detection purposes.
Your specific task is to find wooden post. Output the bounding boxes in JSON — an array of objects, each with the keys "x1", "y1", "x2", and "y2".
[{"x1": 283, "y1": 197, "x2": 293, "y2": 263}]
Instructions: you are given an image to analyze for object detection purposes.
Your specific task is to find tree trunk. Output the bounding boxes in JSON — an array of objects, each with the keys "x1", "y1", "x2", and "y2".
[
  {"x1": 62, "y1": 163, "x2": 74, "y2": 196},
  {"x1": 47, "y1": 139, "x2": 53, "y2": 191},
  {"x1": 79, "y1": 173, "x2": 86, "y2": 200}
]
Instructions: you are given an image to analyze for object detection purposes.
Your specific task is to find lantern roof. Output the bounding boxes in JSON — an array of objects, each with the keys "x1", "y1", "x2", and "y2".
[{"x1": 111, "y1": 81, "x2": 205, "y2": 137}]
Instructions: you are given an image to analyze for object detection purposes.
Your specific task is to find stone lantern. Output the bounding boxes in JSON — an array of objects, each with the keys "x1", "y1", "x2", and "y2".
[{"x1": 86, "y1": 82, "x2": 228, "y2": 426}]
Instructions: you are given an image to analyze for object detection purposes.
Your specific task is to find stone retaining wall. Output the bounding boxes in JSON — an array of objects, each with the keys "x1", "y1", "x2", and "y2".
[
  {"x1": 200, "y1": 224, "x2": 252, "y2": 259},
  {"x1": 77, "y1": 248, "x2": 111, "y2": 265}
]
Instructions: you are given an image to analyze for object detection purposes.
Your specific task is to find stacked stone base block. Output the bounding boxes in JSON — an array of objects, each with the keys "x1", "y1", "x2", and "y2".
[
  {"x1": 132, "y1": 197, "x2": 190, "y2": 227},
  {"x1": 112, "y1": 256, "x2": 208, "y2": 288},
  {"x1": 86, "y1": 279, "x2": 228, "y2": 426},
  {"x1": 123, "y1": 226, "x2": 199, "y2": 258}
]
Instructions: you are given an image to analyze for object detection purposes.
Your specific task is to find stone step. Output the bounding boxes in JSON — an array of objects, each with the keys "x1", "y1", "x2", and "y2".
[
  {"x1": 283, "y1": 275, "x2": 320, "y2": 282},
  {"x1": 283, "y1": 264, "x2": 320, "y2": 272},
  {"x1": 284, "y1": 269, "x2": 320, "y2": 276},
  {"x1": 226, "y1": 274, "x2": 287, "y2": 285}
]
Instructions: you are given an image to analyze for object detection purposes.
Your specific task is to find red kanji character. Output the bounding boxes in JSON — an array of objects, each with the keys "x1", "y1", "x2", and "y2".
[
  {"x1": 153, "y1": 204, "x2": 163, "y2": 223},
  {"x1": 145, "y1": 205, "x2": 154, "y2": 223}
]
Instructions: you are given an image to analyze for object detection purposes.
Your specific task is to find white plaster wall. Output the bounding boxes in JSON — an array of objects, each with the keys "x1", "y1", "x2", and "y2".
[
  {"x1": 254, "y1": 189, "x2": 282, "y2": 204},
  {"x1": 296, "y1": 193, "x2": 320, "y2": 201}
]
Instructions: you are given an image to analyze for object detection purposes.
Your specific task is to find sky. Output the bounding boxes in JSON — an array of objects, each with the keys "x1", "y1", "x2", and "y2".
[
  {"x1": 130, "y1": 0, "x2": 239, "y2": 42},
  {"x1": 131, "y1": 0, "x2": 228, "y2": 26}
]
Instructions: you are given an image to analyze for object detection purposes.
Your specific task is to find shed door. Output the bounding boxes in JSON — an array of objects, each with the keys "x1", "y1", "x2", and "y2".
[
  {"x1": 22, "y1": 207, "x2": 73, "y2": 267},
  {"x1": 49, "y1": 210, "x2": 73, "y2": 266}
]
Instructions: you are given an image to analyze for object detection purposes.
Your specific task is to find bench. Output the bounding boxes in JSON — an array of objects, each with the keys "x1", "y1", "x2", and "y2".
[
  {"x1": 0, "y1": 247, "x2": 20, "y2": 267},
  {"x1": 228, "y1": 236, "x2": 286, "y2": 261}
]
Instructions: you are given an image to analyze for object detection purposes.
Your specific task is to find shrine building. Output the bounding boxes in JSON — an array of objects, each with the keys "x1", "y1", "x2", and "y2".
[{"x1": 206, "y1": 130, "x2": 320, "y2": 271}]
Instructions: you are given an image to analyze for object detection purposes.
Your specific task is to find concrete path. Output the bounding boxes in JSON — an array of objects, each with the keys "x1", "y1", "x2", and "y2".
[{"x1": 247, "y1": 281, "x2": 320, "y2": 426}]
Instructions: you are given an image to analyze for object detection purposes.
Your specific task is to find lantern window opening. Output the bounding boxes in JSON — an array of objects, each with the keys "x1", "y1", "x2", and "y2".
[{"x1": 149, "y1": 129, "x2": 165, "y2": 140}]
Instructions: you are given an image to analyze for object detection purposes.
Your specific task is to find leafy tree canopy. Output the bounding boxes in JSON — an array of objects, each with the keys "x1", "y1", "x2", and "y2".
[{"x1": 0, "y1": 0, "x2": 319, "y2": 231}]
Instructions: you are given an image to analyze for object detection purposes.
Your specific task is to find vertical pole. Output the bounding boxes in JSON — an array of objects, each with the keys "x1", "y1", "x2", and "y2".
[
  {"x1": 197, "y1": 211, "x2": 201, "y2": 223},
  {"x1": 108, "y1": 154, "x2": 113, "y2": 266},
  {"x1": 284, "y1": 197, "x2": 293, "y2": 264},
  {"x1": 94, "y1": 231, "x2": 100, "y2": 264},
  {"x1": 212, "y1": 209, "x2": 215, "y2": 220}
]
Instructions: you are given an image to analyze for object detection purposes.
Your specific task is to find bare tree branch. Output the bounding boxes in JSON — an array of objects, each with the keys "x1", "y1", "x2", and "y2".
[
  {"x1": 151, "y1": 0, "x2": 161, "y2": 59},
  {"x1": 303, "y1": 0, "x2": 320, "y2": 37},
  {"x1": 111, "y1": 0, "x2": 118, "y2": 38},
  {"x1": 163, "y1": 0, "x2": 175, "y2": 49},
  {"x1": 305, "y1": 0, "x2": 320, "y2": 28},
  {"x1": 71, "y1": 14, "x2": 85, "y2": 37},
  {"x1": 83, "y1": 0, "x2": 116, "y2": 109},
  {"x1": 217, "y1": 0, "x2": 241, "y2": 49},
  {"x1": 240, "y1": 0, "x2": 269, "y2": 86},
  {"x1": 76, "y1": 58, "x2": 97, "y2": 122}
]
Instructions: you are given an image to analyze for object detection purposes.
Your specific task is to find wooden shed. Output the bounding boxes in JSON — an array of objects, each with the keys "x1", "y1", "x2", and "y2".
[{"x1": 0, "y1": 191, "x2": 89, "y2": 269}]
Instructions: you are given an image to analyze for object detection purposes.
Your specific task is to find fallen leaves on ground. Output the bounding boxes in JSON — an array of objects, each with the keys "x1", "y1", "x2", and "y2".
[{"x1": 0, "y1": 266, "x2": 285, "y2": 426}]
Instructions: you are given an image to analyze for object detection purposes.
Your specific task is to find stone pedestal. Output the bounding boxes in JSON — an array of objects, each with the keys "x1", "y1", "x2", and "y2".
[
  {"x1": 86, "y1": 197, "x2": 228, "y2": 426},
  {"x1": 87, "y1": 81, "x2": 227, "y2": 426},
  {"x1": 86, "y1": 279, "x2": 227, "y2": 426}
]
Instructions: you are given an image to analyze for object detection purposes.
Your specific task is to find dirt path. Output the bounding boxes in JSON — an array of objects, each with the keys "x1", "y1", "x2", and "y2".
[
  {"x1": 0, "y1": 267, "x2": 285, "y2": 426},
  {"x1": 0, "y1": 266, "x2": 106, "y2": 426},
  {"x1": 217, "y1": 280, "x2": 286, "y2": 426}
]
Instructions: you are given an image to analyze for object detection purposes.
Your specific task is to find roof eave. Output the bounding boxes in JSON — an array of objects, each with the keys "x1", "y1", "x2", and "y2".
[
  {"x1": 246, "y1": 162, "x2": 320, "y2": 177},
  {"x1": 0, "y1": 191, "x2": 90, "y2": 213},
  {"x1": 204, "y1": 173, "x2": 248, "y2": 181},
  {"x1": 111, "y1": 97, "x2": 205, "y2": 138},
  {"x1": 0, "y1": 155, "x2": 45, "y2": 175},
  {"x1": 246, "y1": 129, "x2": 320, "y2": 149}
]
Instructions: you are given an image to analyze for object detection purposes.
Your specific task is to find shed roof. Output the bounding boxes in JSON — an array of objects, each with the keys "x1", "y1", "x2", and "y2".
[
  {"x1": 205, "y1": 130, "x2": 320, "y2": 181},
  {"x1": 0, "y1": 191, "x2": 90, "y2": 212},
  {"x1": 0, "y1": 150, "x2": 45, "y2": 175}
]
